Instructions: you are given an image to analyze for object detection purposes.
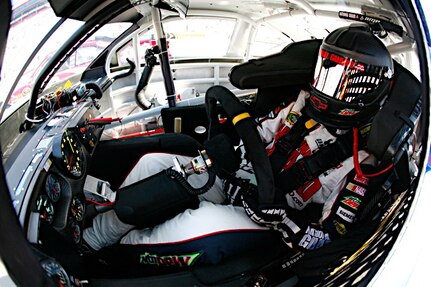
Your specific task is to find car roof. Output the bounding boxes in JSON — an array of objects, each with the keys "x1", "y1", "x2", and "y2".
[{"x1": 49, "y1": 0, "x2": 403, "y2": 24}]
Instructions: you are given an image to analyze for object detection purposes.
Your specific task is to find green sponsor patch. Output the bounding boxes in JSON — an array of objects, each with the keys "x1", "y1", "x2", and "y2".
[{"x1": 140, "y1": 251, "x2": 202, "y2": 267}]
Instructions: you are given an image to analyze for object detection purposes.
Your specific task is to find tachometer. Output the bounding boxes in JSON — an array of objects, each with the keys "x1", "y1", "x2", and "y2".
[
  {"x1": 36, "y1": 195, "x2": 54, "y2": 224},
  {"x1": 53, "y1": 129, "x2": 86, "y2": 179},
  {"x1": 61, "y1": 130, "x2": 84, "y2": 177},
  {"x1": 45, "y1": 174, "x2": 61, "y2": 202}
]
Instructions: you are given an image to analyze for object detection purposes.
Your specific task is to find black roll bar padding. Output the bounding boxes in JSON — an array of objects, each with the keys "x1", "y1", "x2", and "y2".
[
  {"x1": 85, "y1": 82, "x2": 103, "y2": 100},
  {"x1": 205, "y1": 86, "x2": 276, "y2": 207},
  {"x1": 135, "y1": 65, "x2": 154, "y2": 110},
  {"x1": 159, "y1": 37, "x2": 176, "y2": 107},
  {"x1": 135, "y1": 49, "x2": 157, "y2": 110},
  {"x1": 111, "y1": 58, "x2": 136, "y2": 81}
]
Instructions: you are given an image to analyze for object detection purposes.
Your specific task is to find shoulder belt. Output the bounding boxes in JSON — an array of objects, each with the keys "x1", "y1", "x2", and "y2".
[
  {"x1": 275, "y1": 131, "x2": 353, "y2": 193},
  {"x1": 269, "y1": 114, "x2": 311, "y2": 173}
]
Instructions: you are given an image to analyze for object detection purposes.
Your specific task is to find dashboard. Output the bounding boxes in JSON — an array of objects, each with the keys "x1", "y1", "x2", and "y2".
[
  {"x1": 24, "y1": 102, "x2": 102, "y2": 245},
  {"x1": 4, "y1": 84, "x2": 105, "y2": 286}
]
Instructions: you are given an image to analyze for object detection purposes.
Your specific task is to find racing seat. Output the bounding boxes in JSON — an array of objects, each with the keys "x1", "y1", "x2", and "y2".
[
  {"x1": 289, "y1": 60, "x2": 421, "y2": 286},
  {"x1": 225, "y1": 39, "x2": 421, "y2": 286},
  {"x1": 85, "y1": 39, "x2": 421, "y2": 287},
  {"x1": 84, "y1": 40, "x2": 322, "y2": 281}
]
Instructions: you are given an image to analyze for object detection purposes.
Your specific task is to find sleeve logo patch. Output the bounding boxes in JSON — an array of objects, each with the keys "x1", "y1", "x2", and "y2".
[
  {"x1": 346, "y1": 182, "x2": 366, "y2": 196},
  {"x1": 140, "y1": 251, "x2": 201, "y2": 267},
  {"x1": 336, "y1": 206, "x2": 356, "y2": 223},
  {"x1": 297, "y1": 226, "x2": 331, "y2": 250},
  {"x1": 285, "y1": 111, "x2": 300, "y2": 127},
  {"x1": 341, "y1": 196, "x2": 361, "y2": 210},
  {"x1": 333, "y1": 220, "x2": 347, "y2": 235}
]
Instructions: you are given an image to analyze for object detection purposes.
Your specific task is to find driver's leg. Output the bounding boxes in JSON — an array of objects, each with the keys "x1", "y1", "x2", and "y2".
[
  {"x1": 119, "y1": 201, "x2": 270, "y2": 265},
  {"x1": 83, "y1": 153, "x2": 225, "y2": 251},
  {"x1": 120, "y1": 200, "x2": 268, "y2": 245},
  {"x1": 119, "y1": 152, "x2": 225, "y2": 202}
]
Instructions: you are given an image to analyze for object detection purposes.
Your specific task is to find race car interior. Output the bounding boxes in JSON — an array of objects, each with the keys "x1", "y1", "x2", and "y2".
[{"x1": 0, "y1": 0, "x2": 427, "y2": 287}]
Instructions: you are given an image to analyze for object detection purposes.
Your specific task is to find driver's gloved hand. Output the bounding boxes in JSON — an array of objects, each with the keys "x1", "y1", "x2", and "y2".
[
  {"x1": 204, "y1": 133, "x2": 240, "y2": 178},
  {"x1": 223, "y1": 179, "x2": 251, "y2": 206}
]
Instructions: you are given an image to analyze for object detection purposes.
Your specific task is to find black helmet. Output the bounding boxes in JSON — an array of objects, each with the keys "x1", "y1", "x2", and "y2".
[{"x1": 306, "y1": 24, "x2": 394, "y2": 128}]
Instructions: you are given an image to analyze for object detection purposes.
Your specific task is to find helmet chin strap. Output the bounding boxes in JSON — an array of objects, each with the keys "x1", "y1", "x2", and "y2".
[{"x1": 353, "y1": 127, "x2": 394, "y2": 177}]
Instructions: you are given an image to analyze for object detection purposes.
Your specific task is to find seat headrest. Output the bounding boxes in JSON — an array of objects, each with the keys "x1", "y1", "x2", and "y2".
[
  {"x1": 367, "y1": 62, "x2": 422, "y2": 163},
  {"x1": 229, "y1": 39, "x2": 321, "y2": 116},
  {"x1": 229, "y1": 39, "x2": 321, "y2": 89}
]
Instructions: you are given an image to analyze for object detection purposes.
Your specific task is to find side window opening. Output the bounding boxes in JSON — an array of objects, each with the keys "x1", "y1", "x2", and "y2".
[
  {"x1": 136, "y1": 18, "x2": 237, "y2": 61},
  {"x1": 249, "y1": 24, "x2": 293, "y2": 58}
]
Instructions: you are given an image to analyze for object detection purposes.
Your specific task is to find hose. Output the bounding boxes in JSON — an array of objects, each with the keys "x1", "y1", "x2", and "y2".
[{"x1": 165, "y1": 167, "x2": 216, "y2": 196}]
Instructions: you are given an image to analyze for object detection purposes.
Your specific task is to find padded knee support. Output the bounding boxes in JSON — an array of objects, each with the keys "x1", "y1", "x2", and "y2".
[{"x1": 114, "y1": 170, "x2": 199, "y2": 227}]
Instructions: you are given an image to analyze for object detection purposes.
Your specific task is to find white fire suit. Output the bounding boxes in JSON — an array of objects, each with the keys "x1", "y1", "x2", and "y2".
[{"x1": 84, "y1": 90, "x2": 373, "y2": 252}]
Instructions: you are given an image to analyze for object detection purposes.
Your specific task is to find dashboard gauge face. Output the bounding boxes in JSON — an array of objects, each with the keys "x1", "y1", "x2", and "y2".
[
  {"x1": 45, "y1": 174, "x2": 61, "y2": 202},
  {"x1": 69, "y1": 221, "x2": 81, "y2": 244},
  {"x1": 36, "y1": 195, "x2": 54, "y2": 224},
  {"x1": 41, "y1": 259, "x2": 71, "y2": 287},
  {"x1": 61, "y1": 130, "x2": 85, "y2": 178},
  {"x1": 70, "y1": 197, "x2": 85, "y2": 222}
]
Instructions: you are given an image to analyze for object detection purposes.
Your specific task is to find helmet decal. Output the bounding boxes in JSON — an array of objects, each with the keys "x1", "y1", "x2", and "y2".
[
  {"x1": 321, "y1": 49, "x2": 365, "y2": 71},
  {"x1": 338, "y1": 108, "x2": 359, "y2": 116}
]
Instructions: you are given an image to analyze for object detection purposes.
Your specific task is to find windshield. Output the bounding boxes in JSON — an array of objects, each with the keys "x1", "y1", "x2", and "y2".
[
  {"x1": 40, "y1": 23, "x2": 131, "y2": 95},
  {"x1": 0, "y1": 0, "x2": 132, "y2": 122},
  {"x1": 0, "y1": 0, "x2": 132, "y2": 164},
  {"x1": 0, "y1": 0, "x2": 66, "y2": 118}
]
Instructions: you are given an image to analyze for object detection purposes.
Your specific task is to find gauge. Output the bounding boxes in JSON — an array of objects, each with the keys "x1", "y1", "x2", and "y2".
[
  {"x1": 70, "y1": 197, "x2": 85, "y2": 222},
  {"x1": 45, "y1": 174, "x2": 61, "y2": 202},
  {"x1": 60, "y1": 130, "x2": 85, "y2": 178},
  {"x1": 36, "y1": 195, "x2": 54, "y2": 224},
  {"x1": 41, "y1": 259, "x2": 71, "y2": 287},
  {"x1": 69, "y1": 221, "x2": 81, "y2": 244}
]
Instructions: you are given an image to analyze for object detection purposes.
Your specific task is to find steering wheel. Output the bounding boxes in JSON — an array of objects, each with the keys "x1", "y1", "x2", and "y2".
[{"x1": 205, "y1": 85, "x2": 276, "y2": 208}]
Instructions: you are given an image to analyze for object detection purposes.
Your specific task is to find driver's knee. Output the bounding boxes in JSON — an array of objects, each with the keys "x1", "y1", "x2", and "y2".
[
  {"x1": 83, "y1": 210, "x2": 134, "y2": 251},
  {"x1": 120, "y1": 153, "x2": 193, "y2": 188}
]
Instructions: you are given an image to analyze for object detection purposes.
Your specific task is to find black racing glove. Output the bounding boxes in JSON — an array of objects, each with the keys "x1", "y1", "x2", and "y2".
[
  {"x1": 224, "y1": 182, "x2": 242, "y2": 206},
  {"x1": 223, "y1": 178, "x2": 252, "y2": 206},
  {"x1": 204, "y1": 133, "x2": 240, "y2": 178}
]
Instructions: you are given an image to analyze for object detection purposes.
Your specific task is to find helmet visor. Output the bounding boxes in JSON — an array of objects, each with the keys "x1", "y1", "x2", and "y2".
[{"x1": 312, "y1": 49, "x2": 392, "y2": 103}]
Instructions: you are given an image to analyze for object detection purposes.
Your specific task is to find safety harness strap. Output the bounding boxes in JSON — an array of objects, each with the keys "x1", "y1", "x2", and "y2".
[
  {"x1": 276, "y1": 132, "x2": 353, "y2": 192},
  {"x1": 269, "y1": 115, "x2": 311, "y2": 173}
]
